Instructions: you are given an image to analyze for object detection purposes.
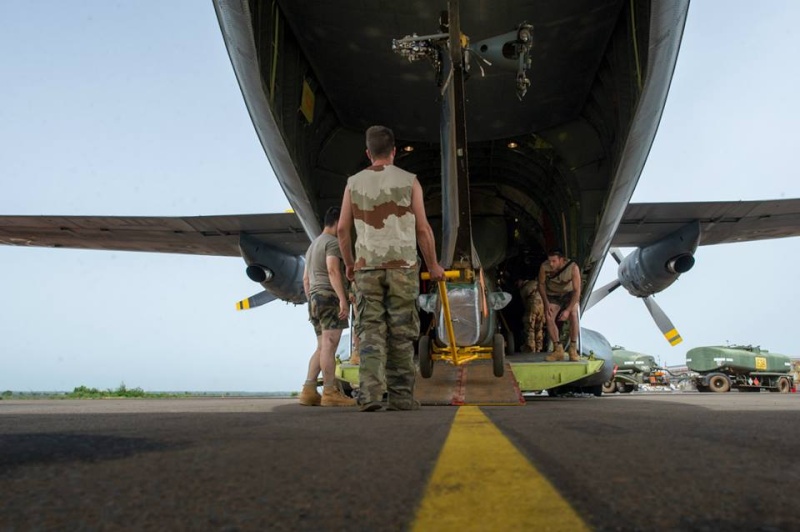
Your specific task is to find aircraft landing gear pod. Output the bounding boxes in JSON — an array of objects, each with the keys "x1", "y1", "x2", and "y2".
[{"x1": 419, "y1": 270, "x2": 511, "y2": 379}]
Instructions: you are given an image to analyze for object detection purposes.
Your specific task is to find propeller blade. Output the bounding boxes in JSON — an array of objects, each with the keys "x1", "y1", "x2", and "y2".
[
  {"x1": 610, "y1": 247, "x2": 625, "y2": 264},
  {"x1": 642, "y1": 296, "x2": 683, "y2": 346},
  {"x1": 586, "y1": 279, "x2": 622, "y2": 311},
  {"x1": 235, "y1": 290, "x2": 277, "y2": 311}
]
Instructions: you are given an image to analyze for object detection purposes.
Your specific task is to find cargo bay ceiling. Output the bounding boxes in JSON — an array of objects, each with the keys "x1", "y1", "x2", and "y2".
[{"x1": 244, "y1": 0, "x2": 650, "y2": 264}]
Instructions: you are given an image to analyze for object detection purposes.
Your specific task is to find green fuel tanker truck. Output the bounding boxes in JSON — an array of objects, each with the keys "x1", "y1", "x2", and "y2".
[
  {"x1": 686, "y1": 345, "x2": 794, "y2": 393},
  {"x1": 602, "y1": 347, "x2": 670, "y2": 394}
]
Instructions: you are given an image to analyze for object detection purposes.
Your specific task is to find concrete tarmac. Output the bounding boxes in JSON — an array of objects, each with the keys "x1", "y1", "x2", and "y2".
[{"x1": 1, "y1": 393, "x2": 798, "y2": 531}]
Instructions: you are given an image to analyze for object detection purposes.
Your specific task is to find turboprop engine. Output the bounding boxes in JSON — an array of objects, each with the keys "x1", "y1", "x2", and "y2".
[
  {"x1": 617, "y1": 221, "x2": 700, "y2": 297},
  {"x1": 235, "y1": 233, "x2": 306, "y2": 310},
  {"x1": 587, "y1": 221, "x2": 701, "y2": 346}
]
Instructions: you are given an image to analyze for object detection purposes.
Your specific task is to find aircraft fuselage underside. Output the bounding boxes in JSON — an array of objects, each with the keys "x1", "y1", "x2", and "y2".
[{"x1": 213, "y1": 0, "x2": 690, "y2": 390}]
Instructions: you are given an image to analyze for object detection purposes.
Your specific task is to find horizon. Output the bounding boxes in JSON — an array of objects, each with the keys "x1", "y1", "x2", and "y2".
[{"x1": 2, "y1": 2, "x2": 799, "y2": 392}]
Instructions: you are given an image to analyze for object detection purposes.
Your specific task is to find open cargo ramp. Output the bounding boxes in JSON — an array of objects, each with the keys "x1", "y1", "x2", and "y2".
[
  {"x1": 414, "y1": 361, "x2": 525, "y2": 406},
  {"x1": 337, "y1": 355, "x2": 606, "y2": 405}
]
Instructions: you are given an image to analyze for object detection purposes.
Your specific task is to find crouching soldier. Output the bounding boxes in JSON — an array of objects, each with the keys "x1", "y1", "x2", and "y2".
[{"x1": 538, "y1": 248, "x2": 582, "y2": 362}]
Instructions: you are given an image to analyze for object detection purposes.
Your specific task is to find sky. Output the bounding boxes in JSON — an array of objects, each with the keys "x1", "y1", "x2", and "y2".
[{"x1": 1, "y1": 1, "x2": 798, "y2": 392}]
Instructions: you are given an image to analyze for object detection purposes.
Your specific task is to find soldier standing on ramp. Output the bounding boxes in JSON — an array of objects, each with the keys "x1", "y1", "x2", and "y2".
[
  {"x1": 299, "y1": 207, "x2": 356, "y2": 407},
  {"x1": 338, "y1": 125, "x2": 445, "y2": 412}
]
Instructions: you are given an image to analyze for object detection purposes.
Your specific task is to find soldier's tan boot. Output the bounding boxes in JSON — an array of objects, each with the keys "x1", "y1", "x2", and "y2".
[
  {"x1": 545, "y1": 343, "x2": 565, "y2": 362},
  {"x1": 568, "y1": 344, "x2": 580, "y2": 361},
  {"x1": 299, "y1": 384, "x2": 321, "y2": 406},
  {"x1": 321, "y1": 387, "x2": 357, "y2": 407}
]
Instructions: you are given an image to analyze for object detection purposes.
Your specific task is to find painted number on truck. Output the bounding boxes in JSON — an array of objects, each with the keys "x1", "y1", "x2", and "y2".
[{"x1": 755, "y1": 357, "x2": 767, "y2": 370}]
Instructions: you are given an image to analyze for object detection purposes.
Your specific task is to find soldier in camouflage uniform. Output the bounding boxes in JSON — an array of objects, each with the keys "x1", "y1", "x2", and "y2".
[
  {"x1": 347, "y1": 280, "x2": 360, "y2": 365},
  {"x1": 518, "y1": 279, "x2": 544, "y2": 352},
  {"x1": 338, "y1": 125, "x2": 445, "y2": 412}
]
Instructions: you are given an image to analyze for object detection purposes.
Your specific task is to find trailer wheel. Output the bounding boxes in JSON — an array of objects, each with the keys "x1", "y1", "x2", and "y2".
[
  {"x1": 492, "y1": 334, "x2": 505, "y2": 377},
  {"x1": 418, "y1": 335, "x2": 433, "y2": 379},
  {"x1": 776, "y1": 377, "x2": 791, "y2": 394},
  {"x1": 504, "y1": 330, "x2": 515, "y2": 357},
  {"x1": 709, "y1": 374, "x2": 731, "y2": 393},
  {"x1": 620, "y1": 384, "x2": 636, "y2": 394},
  {"x1": 602, "y1": 381, "x2": 617, "y2": 394}
]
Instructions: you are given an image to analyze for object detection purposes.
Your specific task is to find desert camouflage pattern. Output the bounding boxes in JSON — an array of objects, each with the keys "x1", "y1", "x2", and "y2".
[
  {"x1": 308, "y1": 289, "x2": 348, "y2": 337},
  {"x1": 354, "y1": 267, "x2": 419, "y2": 408},
  {"x1": 348, "y1": 164, "x2": 417, "y2": 271},
  {"x1": 520, "y1": 280, "x2": 545, "y2": 352}
]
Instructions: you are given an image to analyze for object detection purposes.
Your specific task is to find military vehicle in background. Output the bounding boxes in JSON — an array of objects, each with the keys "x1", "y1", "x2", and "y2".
[
  {"x1": 687, "y1": 346, "x2": 795, "y2": 393},
  {"x1": 602, "y1": 347, "x2": 671, "y2": 393}
]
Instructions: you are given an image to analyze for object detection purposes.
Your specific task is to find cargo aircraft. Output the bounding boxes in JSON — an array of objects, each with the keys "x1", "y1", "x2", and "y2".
[{"x1": 3, "y1": 0, "x2": 800, "y2": 395}]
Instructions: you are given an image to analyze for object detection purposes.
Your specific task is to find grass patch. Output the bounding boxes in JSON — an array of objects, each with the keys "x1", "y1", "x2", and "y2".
[
  {"x1": 65, "y1": 383, "x2": 187, "y2": 399},
  {"x1": 2, "y1": 387, "x2": 293, "y2": 399}
]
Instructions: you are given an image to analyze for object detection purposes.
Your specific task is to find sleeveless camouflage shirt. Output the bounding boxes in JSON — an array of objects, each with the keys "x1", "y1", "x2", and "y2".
[{"x1": 348, "y1": 164, "x2": 417, "y2": 270}]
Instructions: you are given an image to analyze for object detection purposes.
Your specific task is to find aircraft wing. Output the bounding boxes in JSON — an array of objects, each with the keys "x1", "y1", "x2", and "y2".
[
  {"x1": 0, "y1": 213, "x2": 309, "y2": 257},
  {"x1": 613, "y1": 199, "x2": 800, "y2": 247}
]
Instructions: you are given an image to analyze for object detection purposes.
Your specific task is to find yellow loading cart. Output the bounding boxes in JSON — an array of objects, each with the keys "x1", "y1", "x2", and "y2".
[{"x1": 419, "y1": 270, "x2": 505, "y2": 379}]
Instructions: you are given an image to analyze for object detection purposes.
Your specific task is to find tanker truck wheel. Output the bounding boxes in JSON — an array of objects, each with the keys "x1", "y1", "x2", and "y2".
[
  {"x1": 776, "y1": 377, "x2": 791, "y2": 394},
  {"x1": 708, "y1": 374, "x2": 731, "y2": 393}
]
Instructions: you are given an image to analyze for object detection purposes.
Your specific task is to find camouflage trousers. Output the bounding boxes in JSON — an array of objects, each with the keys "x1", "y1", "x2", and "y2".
[
  {"x1": 523, "y1": 297, "x2": 545, "y2": 352},
  {"x1": 348, "y1": 282, "x2": 362, "y2": 339},
  {"x1": 354, "y1": 267, "x2": 420, "y2": 407}
]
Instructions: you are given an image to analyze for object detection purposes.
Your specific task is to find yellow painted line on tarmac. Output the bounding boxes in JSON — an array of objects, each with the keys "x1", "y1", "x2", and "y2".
[{"x1": 412, "y1": 406, "x2": 589, "y2": 532}]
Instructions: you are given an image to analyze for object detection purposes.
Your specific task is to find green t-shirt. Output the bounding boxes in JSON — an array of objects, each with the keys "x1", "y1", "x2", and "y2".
[{"x1": 305, "y1": 233, "x2": 343, "y2": 294}]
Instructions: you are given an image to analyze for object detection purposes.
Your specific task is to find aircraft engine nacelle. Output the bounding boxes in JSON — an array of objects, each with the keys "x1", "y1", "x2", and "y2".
[
  {"x1": 239, "y1": 234, "x2": 306, "y2": 304},
  {"x1": 617, "y1": 221, "x2": 700, "y2": 298},
  {"x1": 246, "y1": 264, "x2": 274, "y2": 283}
]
